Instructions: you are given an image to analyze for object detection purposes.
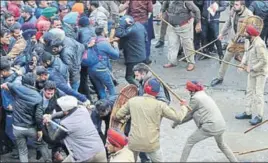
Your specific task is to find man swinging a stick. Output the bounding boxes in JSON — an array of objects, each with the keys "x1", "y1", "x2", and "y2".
[{"x1": 172, "y1": 81, "x2": 238, "y2": 162}]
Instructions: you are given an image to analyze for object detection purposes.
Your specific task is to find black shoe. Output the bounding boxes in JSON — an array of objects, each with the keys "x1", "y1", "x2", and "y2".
[
  {"x1": 36, "y1": 150, "x2": 42, "y2": 160},
  {"x1": 235, "y1": 112, "x2": 252, "y2": 119},
  {"x1": 249, "y1": 116, "x2": 262, "y2": 125},
  {"x1": 113, "y1": 79, "x2": 119, "y2": 87},
  {"x1": 210, "y1": 78, "x2": 223, "y2": 87},
  {"x1": 155, "y1": 41, "x2": 164, "y2": 48},
  {"x1": 145, "y1": 59, "x2": 152, "y2": 65},
  {"x1": 198, "y1": 55, "x2": 209, "y2": 60},
  {"x1": 219, "y1": 55, "x2": 224, "y2": 64}
]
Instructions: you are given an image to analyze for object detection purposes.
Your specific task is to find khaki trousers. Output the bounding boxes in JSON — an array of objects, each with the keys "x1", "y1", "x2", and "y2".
[
  {"x1": 180, "y1": 129, "x2": 238, "y2": 162},
  {"x1": 167, "y1": 19, "x2": 195, "y2": 65},
  {"x1": 132, "y1": 148, "x2": 163, "y2": 162},
  {"x1": 218, "y1": 45, "x2": 243, "y2": 79},
  {"x1": 245, "y1": 74, "x2": 267, "y2": 117}
]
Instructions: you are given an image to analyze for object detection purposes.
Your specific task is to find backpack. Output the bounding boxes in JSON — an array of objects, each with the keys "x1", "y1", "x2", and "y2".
[{"x1": 81, "y1": 37, "x2": 107, "y2": 67}]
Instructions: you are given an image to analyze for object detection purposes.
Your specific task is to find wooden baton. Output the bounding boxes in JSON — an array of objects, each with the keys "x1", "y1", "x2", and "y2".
[
  {"x1": 145, "y1": 65, "x2": 192, "y2": 111},
  {"x1": 244, "y1": 119, "x2": 268, "y2": 134}
]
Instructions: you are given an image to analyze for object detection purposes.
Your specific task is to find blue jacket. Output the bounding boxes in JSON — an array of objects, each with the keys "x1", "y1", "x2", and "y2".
[
  {"x1": 115, "y1": 16, "x2": 147, "y2": 63},
  {"x1": 51, "y1": 56, "x2": 70, "y2": 82},
  {"x1": 1, "y1": 70, "x2": 22, "y2": 111},
  {"x1": 78, "y1": 26, "x2": 96, "y2": 46},
  {"x1": 202, "y1": 0, "x2": 228, "y2": 21},
  {"x1": 61, "y1": 37, "x2": 85, "y2": 84},
  {"x1": 47, "y1": 67, "x2": 87, "y2": 102},
  {"x1": 249, "y1": 1, "x2": 268, "y2": 21},
  {"x1": 85, "y1": 36, "x2": 119, "y2": 70},
  {"x1": 18, "y1": 15, "x2": 37, "y2": 25}
]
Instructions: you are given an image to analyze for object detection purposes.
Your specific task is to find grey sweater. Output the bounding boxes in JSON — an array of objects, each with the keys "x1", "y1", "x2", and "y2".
[
  {"x1": 162, "y1": 1, "x2": 201, "y2": 26},
  {"x1": 173, "y1": 91, "x2": 226, "y2": 135},
  {"x1": 48, "y1": 106, "x2": 105, "y2": 162}
]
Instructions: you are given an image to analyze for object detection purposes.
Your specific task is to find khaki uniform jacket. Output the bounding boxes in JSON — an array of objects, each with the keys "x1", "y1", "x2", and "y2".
[
  {"x1": 115, "y1": 94, "x2": 188, "y2": 153},
  {"x1": 173, "y1": 91, "x2": 226, "y2": 135},
  {"x1": 242, "y1": 37, "x2": 268, "y2": 77},
  {"x1": 221, "y1": 7, "x2": 253, "y2": 38},
  {"x1": 109, "y1": 146, "x2": 135, "y2": 162}
]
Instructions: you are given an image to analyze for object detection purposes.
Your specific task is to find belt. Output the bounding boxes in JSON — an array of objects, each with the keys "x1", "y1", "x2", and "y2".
[{"x1": 179, "y1": 18, "x2": 192, "y2": 27}]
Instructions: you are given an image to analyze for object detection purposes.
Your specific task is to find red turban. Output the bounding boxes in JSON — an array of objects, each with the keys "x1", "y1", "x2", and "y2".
[
  {"x1": 246, "y1": 25, "x2": 260, "y2": 37},
  {"x1": 37, "y1": 20, "x2": 51, "y2": 31},
  {"x1": 186, "y1": 81, "x2": 204, "y2": 92},
  {"x1": 107, "y1": 128, "x2": 128, "y2": 148},
  {"x1": 144, "y1": 78, "x2": 160, "y2": 96},
  {"x1": 7, "y1": 3, "x2": 20, "y2": 19}
]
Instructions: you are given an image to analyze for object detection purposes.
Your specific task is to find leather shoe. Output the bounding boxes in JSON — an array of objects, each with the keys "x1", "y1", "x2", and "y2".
[
  {"x1": 235, "y1": 55, "x2": 242, "y2": 62},
  {"x1": 210, "y1": 78, "x2": 223, "y2": 87},
  {"x1": 249, "y1": 116, "x2": 262, "y2": 125},
  {"x1": 235, "y1": 112, "x2": 252, "y2": 119},
  {"x1": 163, "y1": 63, "x2": 176, "y2": 68},
  {"x1": 186, "y1": 63, "x2": 195, "y2": 71},
  {"x1": 155, "y1": 41, "x2": 164, "y2": 48}
]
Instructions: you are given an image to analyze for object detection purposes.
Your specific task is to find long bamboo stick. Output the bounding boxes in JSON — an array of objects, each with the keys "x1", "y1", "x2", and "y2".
[
  {"x1": 244, "y1": 119, "x2": 268, "y2": 134},
  {"x1": 178, "y1": 38, "x2": 219, "y2": 62},
  {"x1": 145, "y1": 65, "x2": 192, "y2": 111},
  {"x1": 185, "y1": 48, "x2": 244, "y2": 68},
  {"x1": 238, "y1": 147, "x2": 268, "y2": 155}
]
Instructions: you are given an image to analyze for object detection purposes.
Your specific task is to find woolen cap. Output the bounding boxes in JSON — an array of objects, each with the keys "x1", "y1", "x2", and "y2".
[{"x1": 21, "y1": 5, "x2": 33, "y2": 14}]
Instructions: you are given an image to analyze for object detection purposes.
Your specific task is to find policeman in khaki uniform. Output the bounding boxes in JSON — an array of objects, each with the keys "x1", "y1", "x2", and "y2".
[
  {"x1": 115, "y1": 78, "x2": 188, "y2": 162},
  {"x1": 211, "y1": 0, "x2": 253, "y2": 87},
  {"x1": 106, "y1": 128, "x2": 135, "y2": 162},
  {"x1": 236, "y1": 24, "x2": 268, "y2": 125}
]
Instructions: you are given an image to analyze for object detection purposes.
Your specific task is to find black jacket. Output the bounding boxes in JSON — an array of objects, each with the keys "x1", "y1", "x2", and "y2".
[{"x1": 7, "y1": 83, "x2": 43, "y2": 131}]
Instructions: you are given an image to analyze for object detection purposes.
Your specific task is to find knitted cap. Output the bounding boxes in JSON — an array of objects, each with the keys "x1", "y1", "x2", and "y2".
[
  {"x1": 0, "y1": 56, "x2": 11, "y2": 71},
  {"x1": 22, "y1": 73, "x2": 36, "y2": 87},
  {"x1": 42, "y1": 7, "x2": 57, "y2": 18},
  {"x1": 41, "y1": 51, "x2": 53, "y2": 63},
  {"x1": 63, "y1": 12, "x2": 79, "y2": 25},
  {"x1": 107, "y1": 128, "x2": 128, "y2": 148},
  {"x1": 21, "y1": 5, "x2": 33, "y2": 14},
  {"x1": 49, "y1": 28, "x2": 65, "y2": 41},
  {"x1": 186, "y1": 81, "x2": 204, "y2": 92},
  {"x1": 78, "y1": 16, "x2": 89, "y2": 26},
  {"x1": 144, "y1": 78, "x2": 160, "y2": 96},
  {"x1": 72, "y1": 3, "x2": 84, "y2": 14},
  {"x1": 57, "y1": 95, "x2": 78, "y2": 112},
  {"x1": 36, "y1": 66, "x2": 48, "y2": 75},
  {"x1": 21, "y1": 22, "x2": 36, "y2": 32}
]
